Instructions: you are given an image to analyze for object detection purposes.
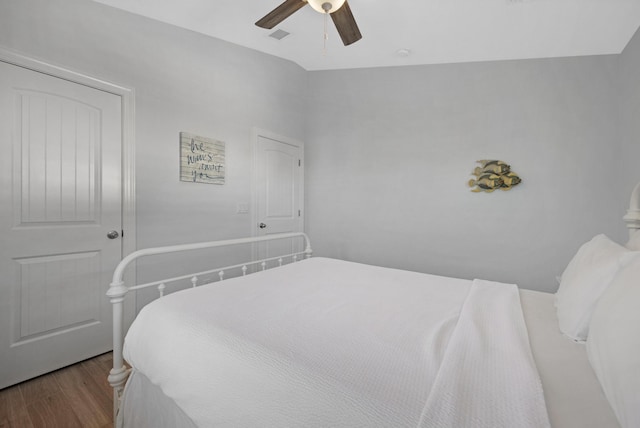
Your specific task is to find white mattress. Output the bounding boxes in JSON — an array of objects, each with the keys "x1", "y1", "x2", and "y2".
[
  {"x1": 124, "y1": 257, "x2": 473, "y2": 427},
  {"x1": 119, "y1": 258, "x2": 618, "y2": 428}
]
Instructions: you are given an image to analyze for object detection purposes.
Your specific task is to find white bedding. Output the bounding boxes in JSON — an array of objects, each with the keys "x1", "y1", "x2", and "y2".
[
  {"x1": 122, "y1": 257, "x2": 550, "y2": 427},
  {"x1": 419, "y1": 280, "x2": 549, "y2": 428}
]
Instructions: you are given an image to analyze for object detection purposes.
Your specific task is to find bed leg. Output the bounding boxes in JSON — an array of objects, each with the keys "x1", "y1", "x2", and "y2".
[
  {"x1": 108, "y1": 366, "x2": 128, "y2": 423},
  {"x1": 107, "y1": 281, "x2": 130, "y2": 425}
]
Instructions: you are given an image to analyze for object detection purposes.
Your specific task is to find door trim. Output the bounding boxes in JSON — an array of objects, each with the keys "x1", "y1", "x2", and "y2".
[{"x1": 0, "y1": 46, "x2": 137, "y2": 323}]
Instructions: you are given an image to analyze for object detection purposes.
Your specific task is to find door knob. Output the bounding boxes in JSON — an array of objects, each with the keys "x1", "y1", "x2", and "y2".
[
  {"x1": 259, "y1": 223, "x2": 267, "y2": 229},
  {"x1": 107, "y1": 230, "x2": 120, "y2": 239}
]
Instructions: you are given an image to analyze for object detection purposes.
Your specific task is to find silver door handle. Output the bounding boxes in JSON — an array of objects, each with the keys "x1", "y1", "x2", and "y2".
[
  {"x1": 259, "y1": 223, "x2": 267, "y2": 229},
  {"x1": 107, "y1": 230, "x2": 120, "y2": 239}
]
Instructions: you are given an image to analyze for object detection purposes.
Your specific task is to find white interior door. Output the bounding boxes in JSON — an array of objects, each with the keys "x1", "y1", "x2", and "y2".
[
  {"x1": 255, "y1": 133, "x2": 304, "y2": 259},
  {"x1": 0, "y1": 61, "x2": 122, "y2": 388}
]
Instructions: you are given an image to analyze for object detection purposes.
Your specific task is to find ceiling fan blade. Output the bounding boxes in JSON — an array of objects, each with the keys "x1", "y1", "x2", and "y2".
[
  {"x1": 330, "y1": 1, "x2": 362, "y2": 46},
  {"x1": 255, "y1": 0, "x2": 307, "y2": 29}
]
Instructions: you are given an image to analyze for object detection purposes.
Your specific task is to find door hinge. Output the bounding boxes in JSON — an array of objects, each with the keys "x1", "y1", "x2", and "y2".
[
  {"x1": 298, "y1": 159, "x2": 301, "y2": 167},
  {"x1": 298, "y1": 210, "x2": 301, "y2": 217},
  {"x1": 121, "y1": 230, "x2": 124, "y2": 238}
]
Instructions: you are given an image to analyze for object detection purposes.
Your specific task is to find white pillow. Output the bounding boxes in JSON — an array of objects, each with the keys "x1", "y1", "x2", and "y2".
[
  {"x1": 626, "y1": 231, "x2": 640, "y2": 250},
  {"x1": 587, "y1": 253, "x2": 640, "y2": 428},
  {"x1": 555, "y1": 234, "x2": 629, "y2": 341}
]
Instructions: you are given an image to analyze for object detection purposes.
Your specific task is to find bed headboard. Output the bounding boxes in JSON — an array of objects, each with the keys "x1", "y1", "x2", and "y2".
[{"x1": 624, "y1": 182, "x2": 640, "y2": 238}]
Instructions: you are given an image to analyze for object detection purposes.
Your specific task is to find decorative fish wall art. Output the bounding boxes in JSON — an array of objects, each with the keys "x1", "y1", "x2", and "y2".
[{"x1": 468, "y1": 160, "x2": 521, "y2": 193}]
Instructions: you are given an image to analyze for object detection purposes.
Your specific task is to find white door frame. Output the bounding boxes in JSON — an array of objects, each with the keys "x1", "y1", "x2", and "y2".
[
  {"x1": 251, "y1": 127, "x2": 304, "y2": 248},
  {"x1": 0, "y1": 46, "x2": 137, "y2": 321}
]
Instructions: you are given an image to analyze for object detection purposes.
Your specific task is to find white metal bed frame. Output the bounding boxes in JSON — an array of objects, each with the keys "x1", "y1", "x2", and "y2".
[
  {"x1": 106, "y1": 232, "x2": 312, "y2": 420},
  {"x1": 624, "y1": 183, "x2": 640, "y2": 238},
  {"x1": 107, "y1": 183, "x2": 640, "y2": 424}
]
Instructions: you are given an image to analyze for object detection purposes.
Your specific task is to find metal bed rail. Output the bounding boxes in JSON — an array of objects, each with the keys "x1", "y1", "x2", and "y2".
[{"x1": 106, "y1": 232, "x2": 312, "y2": 421}]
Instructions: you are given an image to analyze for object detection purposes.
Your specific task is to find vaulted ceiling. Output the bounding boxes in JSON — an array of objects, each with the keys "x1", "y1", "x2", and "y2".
[{"x1": 93, "y1": 0, "x2": 640, "y2": 71}]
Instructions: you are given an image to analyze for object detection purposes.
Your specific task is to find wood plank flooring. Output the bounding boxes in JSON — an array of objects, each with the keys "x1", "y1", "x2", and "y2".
[{"x1": 0, "y1": 353, "x2": 114, "y2": 428}]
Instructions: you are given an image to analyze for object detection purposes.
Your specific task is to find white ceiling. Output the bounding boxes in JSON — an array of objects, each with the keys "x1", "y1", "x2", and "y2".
[{"x1": 93, "y1": 0, "x2": 640, "y2": 71}]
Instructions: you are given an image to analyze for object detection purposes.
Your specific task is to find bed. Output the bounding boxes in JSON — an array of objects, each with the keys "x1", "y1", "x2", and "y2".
[{"x1": 108, "y1": 183, "x2": 640, "y2": 428}]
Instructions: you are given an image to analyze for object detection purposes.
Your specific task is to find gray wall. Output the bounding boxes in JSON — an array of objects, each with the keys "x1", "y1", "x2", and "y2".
[
  {"x1": 0, "y1": 0, "x2": 307, "y2": 303},
  {"x1": 306, "y1": 57, "x2": 624, "y2": 292},
  {"x1": 619, "y1": 28, "x2": 640, "y2": 210},
  {"x1": 1, "y1": 0, "x2": 636, "y2": 294},
  {"x1": 0, "y1": 0, "x2": 307, "y2": 248}
]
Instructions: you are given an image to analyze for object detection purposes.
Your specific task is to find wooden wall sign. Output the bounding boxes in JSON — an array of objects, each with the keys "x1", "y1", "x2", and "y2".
[{"x1": 180, "y1": 132, "x2": 225, "y2": 184}]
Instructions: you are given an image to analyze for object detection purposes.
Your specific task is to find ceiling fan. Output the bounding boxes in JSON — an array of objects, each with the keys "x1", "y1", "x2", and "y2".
[{"x1": 255, "y1": 0, "x2": 362, "y2": 46}]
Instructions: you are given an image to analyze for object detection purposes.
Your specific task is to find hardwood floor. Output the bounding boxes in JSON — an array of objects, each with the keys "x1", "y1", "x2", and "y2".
[{"x1": 0, "y1": 353, "x2": 114, "y2": 428}]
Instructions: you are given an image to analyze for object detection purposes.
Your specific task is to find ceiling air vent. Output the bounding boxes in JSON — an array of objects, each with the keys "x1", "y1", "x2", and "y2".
[{"x1": 269, "y1": 29, "x2": 290, "y2": 40}]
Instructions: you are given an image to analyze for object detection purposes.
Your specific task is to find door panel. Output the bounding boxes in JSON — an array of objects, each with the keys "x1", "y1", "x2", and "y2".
[
  {"x1": 15, "y1": 251, "x2": 100, "y2": 341},
  {"x1": 265, "y1": 147, "x2": 296, "y2": 219},
  {"x1": 0, "y1": 61, "x2": 122, "y2": 388},
  {"x1": 16, "y1": 90, "x2": 100, "y2": 225}
]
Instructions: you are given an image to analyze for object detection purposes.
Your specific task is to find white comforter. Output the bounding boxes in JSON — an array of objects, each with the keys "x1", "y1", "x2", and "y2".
[{"x1": 122, "y1": 257, "x2": 550, "y2": 427}]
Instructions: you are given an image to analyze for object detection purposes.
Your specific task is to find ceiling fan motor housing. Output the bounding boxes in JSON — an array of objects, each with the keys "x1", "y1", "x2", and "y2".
[{"x1": 307, "y1": 0, "x2": 346, "y2": 14}]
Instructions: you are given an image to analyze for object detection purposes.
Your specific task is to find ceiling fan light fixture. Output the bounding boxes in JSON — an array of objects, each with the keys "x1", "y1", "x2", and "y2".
[{"x1": 307, "y1": 0, "x2": 346, "y2": 14}]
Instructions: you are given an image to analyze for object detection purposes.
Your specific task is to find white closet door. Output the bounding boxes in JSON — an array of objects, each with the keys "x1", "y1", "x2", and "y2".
[
  {"x1": 255, "y1": 134, "x2": 304, "y2": 259},
  {"x1": 0, "y1": 61, "x2": 122, "y2": 388}
]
